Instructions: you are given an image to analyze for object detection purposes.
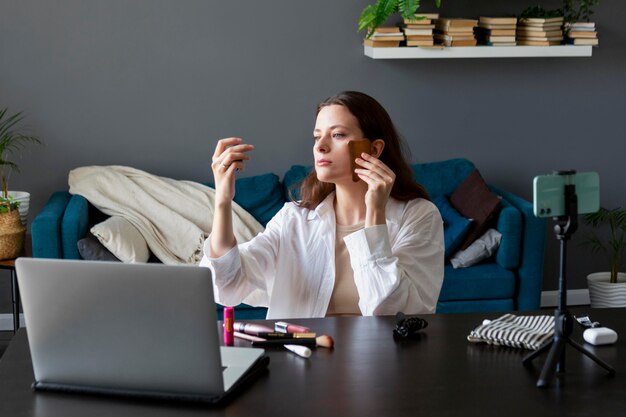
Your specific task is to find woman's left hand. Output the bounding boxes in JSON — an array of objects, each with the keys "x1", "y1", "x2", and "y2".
[{"x1": 355, "y1": 153, "x2": 395, "y2": 224}]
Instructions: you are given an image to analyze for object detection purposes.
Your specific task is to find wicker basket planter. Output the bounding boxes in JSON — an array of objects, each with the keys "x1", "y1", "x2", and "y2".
[{"x1": 0, "y1": 209, "x2": 26, "y2": 260}]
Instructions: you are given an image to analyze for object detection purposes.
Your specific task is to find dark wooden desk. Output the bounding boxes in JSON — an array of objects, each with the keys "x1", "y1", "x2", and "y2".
[{"x1": 0, "y1": 310, "x2": 624, "y2": 416}]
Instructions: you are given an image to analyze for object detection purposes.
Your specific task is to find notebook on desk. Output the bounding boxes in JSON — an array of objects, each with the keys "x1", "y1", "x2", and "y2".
[{"x1": 15, "y1": 258, "x2": 269, "y2": 403}]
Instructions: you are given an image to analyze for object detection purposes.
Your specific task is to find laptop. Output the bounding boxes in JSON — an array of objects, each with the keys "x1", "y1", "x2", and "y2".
[{"x1": 15, "y1": 258, "x2": 269, "y2": 403}]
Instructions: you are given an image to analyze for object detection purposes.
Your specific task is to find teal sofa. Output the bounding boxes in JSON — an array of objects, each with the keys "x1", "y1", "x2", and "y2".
[{"x1": 31, "y1": 158, "x2": 546, "y2": 318}]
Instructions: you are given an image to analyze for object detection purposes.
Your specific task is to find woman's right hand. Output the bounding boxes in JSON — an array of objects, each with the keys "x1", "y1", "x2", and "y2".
[{"x1": 211, "y1": 137, "x2": 254, "y2": 202}]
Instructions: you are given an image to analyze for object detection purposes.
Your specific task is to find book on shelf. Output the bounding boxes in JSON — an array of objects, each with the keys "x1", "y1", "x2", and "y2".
[
  {"x1": 484, "y1": 41, "x2": 517, "y2": 46},
  {"x1": 475, "y1": 27, "x2": 516, "y2": 36},
  {"x1": 436, "y1": 38, "x2": 477, "y2": 47},
  {"x1": 434, "y1": 33, "x2": 476, "y2": 41},
  {"x1": 565, "y1": 22, "x2": 596, "y2": 31},
  {"x1": 363, "y1": 39, "x2": 400, "y2": 48},
  {"x1": 517, "y1": 35, "x2": 563, "y2": 42},
  {"x1": 568, "y1": 31, "x2": 598, "y2": 38},
  {"x1": 517, "y1": 40, "x2": 562, "y2": 46},
  {"x1": 565, "y1": 37, "x2": 599, "y2": 45},
  {"x1": 403, "y1": 13, "x2": 440, "y2": 25},
  {"x1": 369, "y1": 34, "x2": 405, "y2": 41},
  {"x1": 517, "y1": 22, "x2": 564, "y2": 31},
  {"x1": 477, "y1": 35, "x2": 516, "y2": 43},
  {"x1": 369, "y1": 27, "x2": 403, "y2": 41},
  {"x1": 479, "y1": 16, "x2": 517, "y2": 25},
  {"x1": 406, "y1": 39, "x2": 435, "y2": 46},
  {"x1": 478, "y1": 23, "x2": 517, "y2": 30},
  {"x1": 373, "y1": 26, "x2": 402, "y2": 33},
  {"x1": 403, "y1": 27, "x2": 434, "y2": 36},
  {"x1": 406, "y1": 35, "x2": 435, "y2": 41},
  {"x1": 519, "y1": 16, "x2": 564, "y2": 25},
  {"x1": 435, "y1": 18, "x2": 478, "y2": 30},
  {"x1": 436, "y1": 26, "x2": 476, "y2": 34},
  {"x1": 516, "y1": 29, "x2": 563, "y2": 37}
]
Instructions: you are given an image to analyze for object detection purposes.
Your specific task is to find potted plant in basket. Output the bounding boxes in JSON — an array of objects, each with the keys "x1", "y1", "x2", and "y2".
[
  {"x1": 0, "y1": 108, "x2": 42, "y2": 259},
  {"x1": 583, "y1": 207, "x2": 626, "y2": 308}
]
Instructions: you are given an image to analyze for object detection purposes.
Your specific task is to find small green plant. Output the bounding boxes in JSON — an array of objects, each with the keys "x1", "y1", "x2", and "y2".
[
  {"x1": 583, "y1": 207, "x2": 626, "y2": 284},
  {"x1": 519, "y1": 5, "x2": 563, "y2": 20},
  {"x1": 358, "y1": 0, "x2": 442, "y2": 38},
  {"x1": 0, "y1": 108, "x2": 42, "y2": 212},
  {"x1": 562, "y1": 0, "x2": 600, "y2": 23}
]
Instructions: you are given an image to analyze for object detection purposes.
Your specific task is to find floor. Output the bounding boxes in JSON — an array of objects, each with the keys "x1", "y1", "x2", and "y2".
[{"x1": 0, "y1": 331, "x2": 13, "y2": 359}]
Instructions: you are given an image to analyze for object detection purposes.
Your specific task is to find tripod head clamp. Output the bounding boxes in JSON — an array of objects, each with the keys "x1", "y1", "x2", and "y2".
[{"x1": 553, "y1": 170, "x2": 578, "y2": 240}]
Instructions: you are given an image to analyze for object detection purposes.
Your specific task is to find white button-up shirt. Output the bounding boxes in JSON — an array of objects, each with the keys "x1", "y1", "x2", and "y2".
[{"x1": 200, "y1": 193, "x2": 444, "y2": 319}]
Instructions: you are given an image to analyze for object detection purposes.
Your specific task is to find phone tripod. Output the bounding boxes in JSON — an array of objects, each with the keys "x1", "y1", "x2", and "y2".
[{"x1": 522, "y1": 176, "x2": 615, "y2": 388}]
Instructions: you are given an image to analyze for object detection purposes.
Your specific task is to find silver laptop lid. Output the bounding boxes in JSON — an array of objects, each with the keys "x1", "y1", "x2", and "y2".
[{"x1": 16, "y1": 258, "x2": 226, "y2": 397}]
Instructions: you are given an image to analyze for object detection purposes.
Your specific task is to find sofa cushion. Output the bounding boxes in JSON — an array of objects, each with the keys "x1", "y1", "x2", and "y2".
[
  {"x1": 77, "y1": 235, "x2": 121, "y2": 262},
  {"x1": 450, "y1": 169, "x2": 501, "y2": 250},
  {"x1": 234, "y1": 173, "x2": 285, "y2": 226},
  {"x1": 432, "y1": 195, "x2": 472, "y2": 259},
  {"x1": 438, "y1": 263, "x2": 516, "y2": 302},
  {"x1": 283, "y1": 165, "x2": 312, "y2": 202},
  {"x1": 90, "y1": 216, "x2": 150, "y2": 263},
  {"x1": 412, "y1": 158, "x2": 476, "y2": 198},
  {"x1": 450, "y1": 229, "x2": 502, "y2": 268},
  {"x1": 493, "y1": 196, "x2": 522, "y2": 269}
]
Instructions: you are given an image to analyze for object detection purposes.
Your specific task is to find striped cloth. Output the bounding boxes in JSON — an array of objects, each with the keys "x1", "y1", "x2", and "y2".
[{"x1": 467, "y1": 314, "x2": 555, "y2": 350}]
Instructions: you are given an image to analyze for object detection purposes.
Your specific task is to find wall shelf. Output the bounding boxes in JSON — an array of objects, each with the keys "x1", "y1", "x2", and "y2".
[{"x1": 364, "y1": 45, "x2": 593, "y2": 59}]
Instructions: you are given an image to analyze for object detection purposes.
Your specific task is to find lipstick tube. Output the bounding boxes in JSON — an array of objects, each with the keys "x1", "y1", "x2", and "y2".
[{"x1": 223, "y1": 307, "x2": 234, "y2": 346}]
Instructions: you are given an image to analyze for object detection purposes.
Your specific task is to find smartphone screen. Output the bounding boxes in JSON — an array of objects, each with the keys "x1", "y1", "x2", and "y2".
[
  {"x1": 533, "y1": 172, "x2": 600, "y2": 217},
  {"x1": 348, "y1": 140, "x2": 372, "y2": 182}
]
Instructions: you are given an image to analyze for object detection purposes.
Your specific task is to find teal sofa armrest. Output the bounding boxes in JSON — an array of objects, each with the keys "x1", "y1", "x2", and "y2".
[
  {"x1": 31, "y1": 191, "x2": 72, "y2": 258},
  {"x1": 492, "y1": 186, "x2": 547, "y2": 311},
  {"x1": 61, "y1": 195, "x2": 90, "y2": 259}
]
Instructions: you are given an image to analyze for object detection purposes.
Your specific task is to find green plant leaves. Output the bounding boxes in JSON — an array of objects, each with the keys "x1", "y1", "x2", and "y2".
[
  {"x1": 358, "y1": 0, "x2": 441, "y2": 37},
  {"x1": 583, "y1": 207, "x2": 626, "y2": 284},
  {"x1": 399, "y1": 0, "x2": 421, "y2": 20}
]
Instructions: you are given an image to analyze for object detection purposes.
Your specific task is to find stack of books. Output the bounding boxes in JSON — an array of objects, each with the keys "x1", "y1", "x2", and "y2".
[
  {"x1": 474, "y1": 17, "x2": 517, "y2": 46},
  {"x1": 402, "y1": 13, "x2": 439, "y2": 47},
  {"x1": 564, "y1": 21, "x2": 599, "y2": 46},
  {"x1": 517, "y1": 16, "x2": 564, "y2": 46},
  {"x1": 434, "y1": 18, "x2": 478, "y2": 47},
  {"x1": 363, "y1": 27, "x2": 404, "y2": 48}
]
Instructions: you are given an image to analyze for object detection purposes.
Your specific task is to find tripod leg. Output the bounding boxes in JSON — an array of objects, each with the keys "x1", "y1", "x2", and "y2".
[
  {"x1": 523, "y1": 339, "x2": 553, "y2": 366},
  {"x1": 537, "y1": 338, "x2": 566, "y2": 388},
  {"x1": 566, "y1": 338, "x2": 616, "y2": 377}
]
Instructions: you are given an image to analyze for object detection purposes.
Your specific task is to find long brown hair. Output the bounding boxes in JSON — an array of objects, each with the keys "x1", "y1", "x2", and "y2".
[{"x1": 296, "y1": 91, "x2": 429, "y2": 209}]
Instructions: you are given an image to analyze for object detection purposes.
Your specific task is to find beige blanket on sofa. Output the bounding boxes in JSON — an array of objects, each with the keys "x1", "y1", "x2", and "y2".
[{"x1": 68, "y1": 165, "x2": 264, "y2": 264}]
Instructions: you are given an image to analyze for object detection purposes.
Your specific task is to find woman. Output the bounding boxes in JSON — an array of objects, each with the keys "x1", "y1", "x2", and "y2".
[{"x1": 200, "y1": 91, "x2": 443, "y2": 319}]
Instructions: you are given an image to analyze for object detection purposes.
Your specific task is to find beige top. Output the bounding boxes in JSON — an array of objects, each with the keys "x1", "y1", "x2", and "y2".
[{"x1": 326, "y1": 222, "x2": 365, "y2": 316}]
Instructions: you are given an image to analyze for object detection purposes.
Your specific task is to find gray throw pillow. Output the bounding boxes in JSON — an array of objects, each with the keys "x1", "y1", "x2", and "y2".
[{"x1": 77, "y1": 235, "x2": 121, "y2": 262}]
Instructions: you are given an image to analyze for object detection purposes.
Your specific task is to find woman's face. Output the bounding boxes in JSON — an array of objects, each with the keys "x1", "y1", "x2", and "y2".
[{"x1": 313, "y1": 104, "x2": 365, "y2": 184}]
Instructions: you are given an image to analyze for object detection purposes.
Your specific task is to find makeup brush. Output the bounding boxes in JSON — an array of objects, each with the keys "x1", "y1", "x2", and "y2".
[
  {"x1": 234, "y1": 332, "x2": 312, "y2": 358},
  {"x1": 235, "y1": 331, "x2": 334, "y2": 349},
  {"x1": 315, "y1": 334, "x2": 334, "y2": 349}
]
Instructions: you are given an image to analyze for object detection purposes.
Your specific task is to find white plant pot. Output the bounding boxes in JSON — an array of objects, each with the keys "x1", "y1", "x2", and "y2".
[
  {"x1": 587, "y1": 272, "x2": 626, "y2": 308},
  {"x1": 7, "y1": 191, "x2": 30, "y2": 226}
]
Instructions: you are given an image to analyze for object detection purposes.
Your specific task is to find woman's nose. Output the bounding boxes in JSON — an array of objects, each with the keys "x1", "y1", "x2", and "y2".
[{"x1": 315, "y1": 135, "x2": 330, "y2": 153}]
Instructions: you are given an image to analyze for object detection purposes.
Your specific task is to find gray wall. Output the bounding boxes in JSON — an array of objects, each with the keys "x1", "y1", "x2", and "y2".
[{"x1": 1, "y1": 0, "x2": 625, "y2": 313}]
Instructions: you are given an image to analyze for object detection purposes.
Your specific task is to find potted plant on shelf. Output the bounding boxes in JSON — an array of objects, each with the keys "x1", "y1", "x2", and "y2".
[
  {"x1": 358, "y1": 0, "x2": 442, "y2": 37},
  {"x1": 583, "y1": 207, "x2": 626, "y2": 308},
  {"x1": 0, "y1": 108, "x2": 42, "y2": 259}
]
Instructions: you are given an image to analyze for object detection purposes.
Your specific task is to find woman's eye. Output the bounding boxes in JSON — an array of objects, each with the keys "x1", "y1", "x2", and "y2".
[
  {"x1": 332, "y1": 133, "x2": 346, "y2": 139},
  {"x1": 313, "y1": 136, "x2": 320, "y2": 142}
]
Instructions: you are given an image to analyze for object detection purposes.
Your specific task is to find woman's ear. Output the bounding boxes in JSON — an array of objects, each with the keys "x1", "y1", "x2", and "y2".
[{"x1": 370, "y1": 139, "x2": 385, "y2": 158}]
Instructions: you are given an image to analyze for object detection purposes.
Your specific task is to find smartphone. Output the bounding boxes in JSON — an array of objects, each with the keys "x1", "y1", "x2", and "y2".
[
  {"x1": 348, "y1": 140, "x2": 372, "y2": 182},
  {"x1": 533, "y1": 171, "x2": 600, "y2": 217}
]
